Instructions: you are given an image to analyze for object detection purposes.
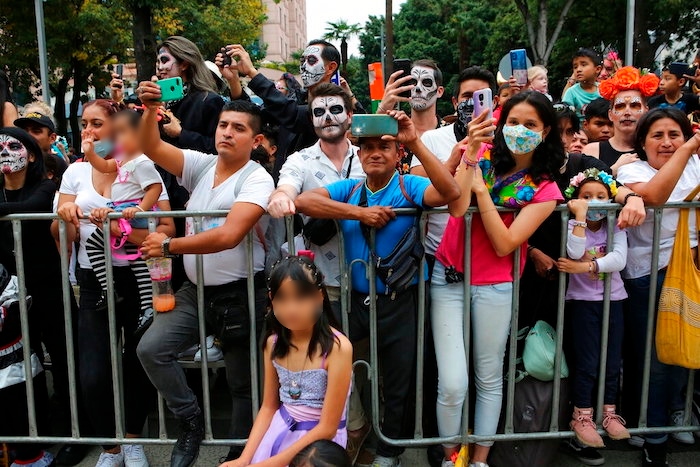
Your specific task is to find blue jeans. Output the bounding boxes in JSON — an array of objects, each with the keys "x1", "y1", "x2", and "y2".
[
  {"x1": 623, "y1": 270, "x2": 688, "y2": 443},
  {"x1": 431, "y1": 262, "x2": 513, "y2": 448},
  {"x1": 569, "y1": 300, "x2": 624, "y2": 408}
]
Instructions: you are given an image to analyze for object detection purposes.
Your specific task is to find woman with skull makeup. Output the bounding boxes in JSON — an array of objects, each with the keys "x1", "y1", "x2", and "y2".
[
  {"x1": 0, "y1": 126, "x2": 76, "y2": 467},
  {"x1": 55, "y1": 100, "x2": 175, "y2": 467},
  {"x1": 434, "y1": 92, "x2": 565, "y2": 467}
]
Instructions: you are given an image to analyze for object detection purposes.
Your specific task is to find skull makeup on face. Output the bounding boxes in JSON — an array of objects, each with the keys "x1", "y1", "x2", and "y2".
[
  {"x1": 300, "y1": 46, "x2": 326, "y2": 88},
  {"x1": 156, "y1": 48, "x2": 180, "y2": 79},
  {"x1": 311, "y1": 96, "x2": 349, "y2": 142},
  {"x1": 410, "y1": 66, "x2": 439, "y2": 111},
  {"x1": 0, "y1": 135, "x2": 28, "y2": 175},
  {"x1": 612, "y1": 95, "x2": 644, "y2": 115}
]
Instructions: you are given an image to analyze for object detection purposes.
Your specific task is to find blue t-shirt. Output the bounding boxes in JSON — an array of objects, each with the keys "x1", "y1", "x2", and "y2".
[
  {"x1": 562, "y1": 83, "x2": 601, "y2": 123},
  {"x1": 325, "y1": 172, "x2": 431, "y2": 294}
]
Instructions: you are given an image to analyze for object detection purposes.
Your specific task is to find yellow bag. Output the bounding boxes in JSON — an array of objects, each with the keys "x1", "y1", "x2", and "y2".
[
  {"x1": 453, "y1": 444, "x2": 470, "y2": 467},
  {"x1": 656, "y1": 186, "x2": 700, "y2": 369}
]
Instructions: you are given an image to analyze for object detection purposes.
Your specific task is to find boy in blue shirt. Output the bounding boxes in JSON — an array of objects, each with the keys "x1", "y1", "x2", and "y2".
[{"x1": 562, "y1": 49, "x2": 603, "y2": 123}]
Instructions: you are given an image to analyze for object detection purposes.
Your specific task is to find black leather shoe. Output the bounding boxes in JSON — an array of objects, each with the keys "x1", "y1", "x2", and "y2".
[
  {"x1": 55, "y1": 444, "x2": 90, "y2": 466},
  {"x1": 170, "y1": 411, "x2": 205, "y2": 467}
]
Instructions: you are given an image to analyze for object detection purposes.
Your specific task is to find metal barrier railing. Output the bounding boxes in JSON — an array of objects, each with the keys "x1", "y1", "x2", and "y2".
[{"x1": 1, "y1": 203, "x2": 699, "y2": 448}]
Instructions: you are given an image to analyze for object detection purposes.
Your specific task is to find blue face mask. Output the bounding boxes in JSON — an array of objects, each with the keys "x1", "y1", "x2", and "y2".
[
  {"x1": 92, "y1": 140, "x2": 114, "y2": 158},
  {"x1": 586, "y1": 199, "x2": 610, "y2": 221},
  {"x1": 502, "y1": 124, "x2": 543, "y2": 155}
]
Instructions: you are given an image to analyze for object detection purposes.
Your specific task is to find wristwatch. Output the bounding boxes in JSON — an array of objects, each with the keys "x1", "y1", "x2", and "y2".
[
  {"x1": 624, "y1": 192, "x2": 643, "y2": 205},
  {"x1": 161, "y1": 237, "x2": 176, "y2": 258}
]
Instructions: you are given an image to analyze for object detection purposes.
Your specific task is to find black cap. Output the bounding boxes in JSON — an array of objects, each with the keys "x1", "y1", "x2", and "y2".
[
  {"x1": 14, "y1": 112, "x2": 56, "y2": 133},
  {"x1": 666, "y1": 62, "x2": 691, "y2": 79}
]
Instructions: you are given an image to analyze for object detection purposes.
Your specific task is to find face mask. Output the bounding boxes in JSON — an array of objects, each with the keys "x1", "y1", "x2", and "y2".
[
  {"x1": 93, "y1": 140, "x2": 114, "y2": 158},
  {"x1": 410, "y1": 66, "x2": 439, "y2": 111},
  {"x1": 502, "y1": 124, "x2": 543, "y2": 155},
  {"x1": 586, "y1": 199, "x2": 609, "y2": 221},
  {"x1": 453, "y1": 99, "x2": 474, "y2": 141},
  {"x1": 300, "y1": 45, "x2": 326, "y2": 88},
  {"x1": 0, "y1": 135, "x2": 28, "y2": 174}
]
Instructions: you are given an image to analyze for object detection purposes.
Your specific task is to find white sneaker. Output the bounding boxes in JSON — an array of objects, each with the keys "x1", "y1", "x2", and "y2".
[
  {"x1": 123, "y1": 444, "x2": 149, "y2": 467},
  {"x1": 95, "y1": 450, "x2": 125, "y2": 467},
  {"x1": 628, "y1": 434, "x2": 645, "y2": 447},
  {"x1": 440, "y1": 459, "x2": 456, "y2": 467},
  {"x1": 372, "y1": 456, "x2": 401, "y2": 467},
  {"x1": 11, "y1": 450, "x2": 54, "y2": 467},
  {"x1": 194, "y1": 335, "x2": 223, "y2": 362},
  {"x1": 670, "y1": 410, "x2": 696, "y2": 445},
  {"x1": 469, "y1": 463, "x2": 489, "y2": 467}
]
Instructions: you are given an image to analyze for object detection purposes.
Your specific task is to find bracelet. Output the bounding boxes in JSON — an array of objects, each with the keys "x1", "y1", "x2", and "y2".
[
  {"x1": 624, "y1": 192, "x2": 642, "y2": 205},
  {"x1": 377, "y1": 104, "x2": 386, "y2": 113},
  {"x1": 461, "y1": 154, "x2": 478, "y2": 167},
  {"x1": 588, "y1": 261, "x2": 594, "y2": 273},
  {"x1": 136, "y1": 206, "x2": 145, "y2": 212},
  {"x1": 572, "y1": 221, "x2": 587, "y2": 228},
  {"x1": 161, "y1": 237, "x2": 176, "y2": 258}
]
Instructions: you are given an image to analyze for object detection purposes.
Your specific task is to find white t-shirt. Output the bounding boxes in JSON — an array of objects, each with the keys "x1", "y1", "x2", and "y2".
[
  {"x1": 111, "y1": 155, "x2": 163, "y2": 207},
  {"x1": 179, "y1": 150, "x2": 274, "y2": 286},
  {"x1": 410, "y1": 124, "x2": 457, "y2": 255},
  {"x1": 616, "y1": 155, "x2": 700, "y2": 279},
  {"x1": 278, "y1": 140, "x2": 365, "y2": 286},
  {"x1": 59, "y1": 162, "x2": 169, "y2": 269}
]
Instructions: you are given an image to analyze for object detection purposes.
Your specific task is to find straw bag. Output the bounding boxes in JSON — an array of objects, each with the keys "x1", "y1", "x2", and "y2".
[{"x1": 656, "y1": 185, "x2": 700, "y2": 369}]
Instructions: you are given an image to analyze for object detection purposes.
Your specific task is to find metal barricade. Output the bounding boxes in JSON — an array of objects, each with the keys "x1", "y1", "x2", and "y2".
[{"x1": 1, "y1": 203, "x2": 699, "y2": 449}]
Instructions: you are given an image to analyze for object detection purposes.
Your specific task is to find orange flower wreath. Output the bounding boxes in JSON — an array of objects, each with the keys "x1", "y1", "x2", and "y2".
[{"x1": 598, "y1": 66, "x2": 660, "y2": 100}]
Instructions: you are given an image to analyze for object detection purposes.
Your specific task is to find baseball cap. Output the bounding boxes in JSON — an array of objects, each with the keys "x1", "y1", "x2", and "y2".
[{"x1": 14, "y1": 112, "x2": 56, "y2": 133}]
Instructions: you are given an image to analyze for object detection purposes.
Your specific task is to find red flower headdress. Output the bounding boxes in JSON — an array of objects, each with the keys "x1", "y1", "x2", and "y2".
[{"x1": 599, "y1": 66, "x2": 660, "y2": 100}]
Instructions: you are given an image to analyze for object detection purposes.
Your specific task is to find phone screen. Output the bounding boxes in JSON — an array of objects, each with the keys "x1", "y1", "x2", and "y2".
[{"x1": 393, "y1": 59, "x2": 413, "y2": 99}]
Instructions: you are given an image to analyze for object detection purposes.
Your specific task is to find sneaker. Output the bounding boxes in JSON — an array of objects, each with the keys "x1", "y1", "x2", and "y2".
[
  {"x1": 468, "y1": 463, "x2": 489, "y2": 467},
  {"x1": 372, "y1": 456, "x2": 401, "y2": 467},
  {"x1": 94, "y1": 450, "x2": 124, "y2": 467},
  {"x1": 11, "y1": 450, "x2": 55, "y2": 467},
  {"x1": 170, "y1": 411, "x2": 204, "y2": 467},
  {"x1": 346, "y1": 423, "x2": 371, "y2": 465},
  {"x1": 602, "y1": 405, "x2": 630, "y2": 440},
  {"x1": 670, "y1": 410, "x2": 695, "y2": 445},
  {"x1": 123, "y1": 445, "x2": 148, "y2": 467},
  {"x1": 561, "y1": 438, "x2": 605, "y2": 466},
  {"x1": 629, "y1": 435, "x2": 645, "y2": 448},
  {"x1": 571, "y1": 407, "x2": 605, "y2": 448},
  {"x1": 193, "y1": 335, "x2": 223, "y2": 362},
  {"x1": 643, "y1": 441, "x2": 668, "y2": 466},
  {"x1": 440, "y1": 460, "x2": 455, "y2": 467}
]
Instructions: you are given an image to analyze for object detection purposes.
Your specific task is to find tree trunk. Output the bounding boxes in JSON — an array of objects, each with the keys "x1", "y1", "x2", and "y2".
[
  {"x1": 341, "y1": 38, "x2": 348, "y2": 74},
  {"x1": 132, "y1": 3, "x2": 156, "y2": 83},
  {"x1": 385, "y1": 0, "x2": 394, "y2": 81}
]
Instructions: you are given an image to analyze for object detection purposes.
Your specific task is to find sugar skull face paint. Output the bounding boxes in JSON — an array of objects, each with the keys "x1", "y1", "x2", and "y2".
[
  {"x1": 156, "y1": 48, "x2": 180, "y2": 79},
  {"x1": 410, "y1": 66, "x2": 439, "y2": 111},
  {"x1": 612, "y1": 95, "x2": 644, "y2": 114},
  {"x1": 311, "y1": 96, "x2": 349, "y2": 142},
  {"x1": 300, "y1": 46, "x2": 326, "y2": 88},
  {"x1": 0, "y1": 135, "x2": 28, "y2": 174}
]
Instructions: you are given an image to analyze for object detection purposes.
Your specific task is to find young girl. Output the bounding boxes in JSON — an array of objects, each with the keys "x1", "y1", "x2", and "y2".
[
  {"x1": 433, "y1": 91, "x2": 565, "y2": 467},
  {"x1": 83, "y1": 109, "x2": 164, "y2": 317},
  {"x1": 222, "y1": 255, "x2": 352, "y2": 467},
  {"x1": 527, "y1": 65, "x2": 552, "y2": 101},
  {"x1": 556, "y1": 168, "x2": 629, "y2": 448}
]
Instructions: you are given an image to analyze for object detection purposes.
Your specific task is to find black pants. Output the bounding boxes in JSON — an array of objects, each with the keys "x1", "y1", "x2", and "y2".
[
  {"x1": 350, "y1": 287, "x2": 418, "y2": 458},
  {"x1": 77, "y1": 267, "x2": 155, "y2": 448},
  {"x1": 0, "y1": 374, "x2": 49, "y2": 461}
]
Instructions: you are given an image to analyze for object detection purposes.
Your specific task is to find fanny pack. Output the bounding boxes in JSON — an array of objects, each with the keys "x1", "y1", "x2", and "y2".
[{"x1": 357, "y1": 175, "x2": 424, "y2": 297}]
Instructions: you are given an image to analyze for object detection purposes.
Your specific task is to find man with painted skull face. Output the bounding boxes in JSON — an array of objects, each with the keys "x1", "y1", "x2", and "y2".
[{"x1": 219, "y1": 40, "x2": 366, "y2": 174}]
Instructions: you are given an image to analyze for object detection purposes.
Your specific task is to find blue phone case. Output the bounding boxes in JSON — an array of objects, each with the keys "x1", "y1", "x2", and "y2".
[{"x1": 510, "y1": 49, "x2": 528, "y2": 86}]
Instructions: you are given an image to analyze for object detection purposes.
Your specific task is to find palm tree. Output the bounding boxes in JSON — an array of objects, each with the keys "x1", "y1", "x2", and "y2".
[{"x1": 323, "y1": 20, "x2": 362, "y2": 74}]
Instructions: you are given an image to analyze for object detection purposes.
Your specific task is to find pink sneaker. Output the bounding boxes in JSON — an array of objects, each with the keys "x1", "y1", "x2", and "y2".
[
  {"x1": 603, "y1": 404, "x2": 630, "y2": 440},
  {"x1": 570, "y1": 407, "x2": 605, "y2": 448}
]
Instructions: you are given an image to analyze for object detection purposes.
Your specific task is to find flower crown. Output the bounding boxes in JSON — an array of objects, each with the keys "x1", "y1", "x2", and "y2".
[
  {"x1": 564, "y1": 168, "x2": 618, "y2": 199},
  {"x1": 599, "y1": 66, "x2": 660, "y2": 100}
]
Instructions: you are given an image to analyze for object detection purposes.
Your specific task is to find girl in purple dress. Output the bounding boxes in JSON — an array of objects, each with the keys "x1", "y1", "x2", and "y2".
[{"x1": 221, "y1": 255, "x2": 352, "y2": 467}]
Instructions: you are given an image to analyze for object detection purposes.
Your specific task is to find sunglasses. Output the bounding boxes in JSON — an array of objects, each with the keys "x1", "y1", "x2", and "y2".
[{"x1": 553, "y1": 103, "x2": 576, "y2": 113}]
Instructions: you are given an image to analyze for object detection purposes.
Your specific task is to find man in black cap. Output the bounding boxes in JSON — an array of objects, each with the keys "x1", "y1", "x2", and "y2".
[{"x1": 15, "y1": 112, "x2": 68, "y2": 183}]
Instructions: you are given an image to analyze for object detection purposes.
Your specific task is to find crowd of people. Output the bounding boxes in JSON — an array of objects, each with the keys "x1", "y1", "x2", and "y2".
[{"x1": 1, "y1": 34, "x2": 700, "y2": 467}]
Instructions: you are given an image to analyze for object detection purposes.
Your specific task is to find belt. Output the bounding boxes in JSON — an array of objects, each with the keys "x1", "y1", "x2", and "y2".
[{"x1": 270, "y1": 405, "x2": 346, "y2": 456}]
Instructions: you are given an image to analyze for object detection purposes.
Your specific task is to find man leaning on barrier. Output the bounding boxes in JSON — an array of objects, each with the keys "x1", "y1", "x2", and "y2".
[
  {"x1": 134, "y1": 81, "x2": 275, "y2": 467},
  {"x1": 295, "y1": 110, "x2": 460, "y2": 467}
]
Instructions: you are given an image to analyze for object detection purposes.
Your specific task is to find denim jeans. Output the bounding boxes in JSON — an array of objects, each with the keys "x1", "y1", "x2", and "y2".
[
  {"x1": 431, "y1": 262, "x2": 513, "y2": 448},
  {"x1": 137, "y1": 279, "x2": 266, "y2": 440},
  {"x1": 623, "y1": 270, "x2": 688, "y2": 443},
  {"x1": 569, "y1": 300, "x2": 624, "y2": 408}
]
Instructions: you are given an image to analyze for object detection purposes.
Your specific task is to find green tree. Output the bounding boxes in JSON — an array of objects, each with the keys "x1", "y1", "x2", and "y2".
[{"x1": 323, "y1": 20, "x2": 362, "y2": 74}]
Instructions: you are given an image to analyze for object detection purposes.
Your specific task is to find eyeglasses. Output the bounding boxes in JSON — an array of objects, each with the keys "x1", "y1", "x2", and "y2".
[{"x1": 553, "y1": 103, "x2": 576, "y2": 113}]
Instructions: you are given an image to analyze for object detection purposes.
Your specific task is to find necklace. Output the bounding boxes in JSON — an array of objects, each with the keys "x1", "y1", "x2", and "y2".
[{"x1": 287, "y1": 353, "x2": 308, "y2": 400}]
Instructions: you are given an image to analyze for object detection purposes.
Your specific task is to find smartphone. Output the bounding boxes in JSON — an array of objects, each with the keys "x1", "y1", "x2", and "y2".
[
  {"x1": 393, "y1": 59, "x2": 413, "y2": 99},
  {"x1": 157, "y1": 77, "x2": 184, "y2": 102},
  {"x1": 330, "y1": 70, "x2": 341, "y2": 85},
  {"x1": 510, "y1": 49, "x2": 528, "y2": 86},
  {"x1": 221, "y1": 47, "x2": 232, "y2": 67},
  {"x1": 113, "y1": 64, "x2": 124, "y2": 89},
  {"x1": 351, "y1": 114, "x2": 399, "y2": 138},
  {"x1": 473, "y1": 88, "x2": 493, "y2": 135}
]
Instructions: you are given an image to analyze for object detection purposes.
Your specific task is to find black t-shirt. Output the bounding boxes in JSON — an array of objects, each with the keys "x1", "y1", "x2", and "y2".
[
  {"x1": 647, "y1": 93, "x2": 700, "y2": 113},
  {"x1": 599, "y1": 140, "x2": 635, "y2": 168}
]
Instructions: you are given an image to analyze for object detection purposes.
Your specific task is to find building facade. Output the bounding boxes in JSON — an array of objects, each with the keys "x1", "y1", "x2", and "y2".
[{"x1": 261, "y1": 0, "x2": 307, "y2": 63}]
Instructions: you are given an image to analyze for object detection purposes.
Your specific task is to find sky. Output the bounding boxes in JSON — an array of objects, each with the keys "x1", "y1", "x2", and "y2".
[{"x1": 306, "y1": 0, "x2": 407, "y2": 57}]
